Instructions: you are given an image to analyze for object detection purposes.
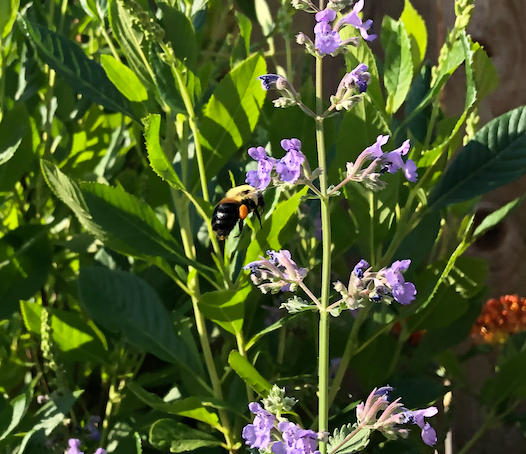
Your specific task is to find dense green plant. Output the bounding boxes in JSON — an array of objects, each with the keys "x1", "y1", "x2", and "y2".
[{"x1": 1, "y1": 0, "x2": 526, "y2": 452}]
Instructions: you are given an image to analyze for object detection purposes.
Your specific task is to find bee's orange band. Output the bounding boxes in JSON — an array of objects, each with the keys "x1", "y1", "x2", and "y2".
[{"x1": 239, "y1": 205, "x2": 249, "y2": 220}]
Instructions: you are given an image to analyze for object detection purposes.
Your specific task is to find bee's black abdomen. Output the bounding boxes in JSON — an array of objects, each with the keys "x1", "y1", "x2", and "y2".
[{"x1": 212, "y1": 202, "x2": 239, "y2": 239}]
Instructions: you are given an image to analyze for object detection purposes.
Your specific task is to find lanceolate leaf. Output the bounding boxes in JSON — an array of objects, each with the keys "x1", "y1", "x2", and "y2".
[
  {"x1": 100, "y1": 54, "x2": 148, "y2": 102},
  {"x1": 196, "y1": 54, "x2": 266, "y2": 192},
  {"x1": 127, "y1": 382, "x2": 220, "y2": 428},
  {"x1": 78, "y1": 267, "x2": 193, "y2": 368},
  {"x1": 18, "y1": 17, "x2": 138, "y2": 121},
  {"x1": 381, "y1": 17, "x2": 414, "y2": 114},
  {"x1": 400, "y1": 0, "x2": 427, "y2": 72},
  {"x1": 149, "y1": 419, "x2": 222, "y2": 453},
  {"x1": 228, "y1": 351, "x2": 272, "y2": 396},
  {"x1": 428, "y1": 106, "x2": 526, "y2": 209}
]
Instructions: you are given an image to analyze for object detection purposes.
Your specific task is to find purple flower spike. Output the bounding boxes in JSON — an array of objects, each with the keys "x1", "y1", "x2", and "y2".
[
  {"x1": 242, "y1": 402, "x2": 276, "y2": 450},
  {"x1": 314, "y1": 11, "x2": 342, "y2": 55},
  {"x1": 273, "y1": 421, "x2": 321, "y2": 454},
  {"x1": 408, "y1": 407, "x2": 439, "y2": 446},
  {"x1": 246, "y1": 146, "x2": 277, "y2": 190},
  {"x1": 392, "y1": 281, "x2": 417, "y2": 305},
  {"x1": 276, "y1": 138, "x2": 306, "y2": 184},
  {"x1": 258, "y1": 74, "x2": 287, "y2": 90},
  {"x1": 340, "y1": 0, "x2": 377, "y2": 41},
  {"x1": 67, "y1": 439, "x2": 84, "y2": 454},
  {"x1": 315, "y1": 8, "x2": 336, "y2": 23}
]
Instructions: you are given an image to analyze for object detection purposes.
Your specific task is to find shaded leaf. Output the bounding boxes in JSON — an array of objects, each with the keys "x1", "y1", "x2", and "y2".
[
  {"x1": 228, "y1": 350, "x2": 271, "y2": 396},
  {"x1": 150, "y1": 419, "x2": 222, "y2": 453}
]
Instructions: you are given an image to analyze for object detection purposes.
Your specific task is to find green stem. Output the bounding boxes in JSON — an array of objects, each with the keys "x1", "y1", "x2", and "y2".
[{"x1": 315, "y1": 43, "x2": 331, "y2": 452}]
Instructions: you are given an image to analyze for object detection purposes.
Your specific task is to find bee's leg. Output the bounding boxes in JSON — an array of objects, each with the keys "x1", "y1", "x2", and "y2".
[
  {"x1": 234, "y1": 218, "x2": 244, "y2": 238},
  {"x1": 253, "y1": 206, "x2": 263, "y2": 228}
]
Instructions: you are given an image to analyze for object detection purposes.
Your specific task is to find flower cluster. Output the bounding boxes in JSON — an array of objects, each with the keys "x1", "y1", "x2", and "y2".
[
  {"x1": 296, "y1": 0, "x2": 376, "y2": 57},
  {"x1": 335, "y1": 135, "x2": 417, "y2": 192},
  {"x1": 66, "y1": 439, "x2": 106, "y2": 454},
  {"x1": 471, "y1": 294, "x2": 526, "y2": 344},
  {"x1": 332, "y1": 258, "x2": 416, "y2": 313},
  {"x1": 330, "y1": 63, "x2": 371, "y2": 111},
  {"x1": 244, "y1": 249, "x2": 308, "y2": 294},
  {"x1": 246, "y1": 139, "x2": 317, "y2": 190},
  {"x1": 243, "y1": 391, "x2": 325, "y2": 454},
  {"x1": 356, "y1": 386, "x2": 438, "y2": 446},
  {"x1": 257, "y1": 75, "x2": 302, "y2": 108}
]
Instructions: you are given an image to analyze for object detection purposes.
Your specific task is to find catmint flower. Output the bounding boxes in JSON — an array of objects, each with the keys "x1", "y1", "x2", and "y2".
[
  {"x1": 357, "y1": 387, "x2": 438, "y2": 446},
  {"x1": 246, "y1": 146, "x2": 277, "y2": 190},
  {"x1": 335, "y1": 0, "x2": 377, "y2": 41},
  {"x1": 86, "y1": 416, "x2": 101, "y2": 441},
  {"x1": 257, "y1": 74, "x2": 301, "y2": 108},
  {"x1": 242, "y1": 402, "x2": 276, "y2": 450},
  {"x1": 94, "y1": 450, "x2": 107, "y2": 454},
  {"x1": 331, "y1": 63, "x2": 371, "y2": 110},
  {"x1": 343, "y1": 135, "x2": 418, "y2": 191},
  {"x1": 275, "y1": 139, "x2": 306, "y2": 183},
  {"x1": 314, "y1": 9, "x2": 342, "y2": 55},
  {"x1": 332, "y1": 258, "x2": 416, "y2": 314},
  {"x1": 67, "y1": 439, "x2": 84, "y2": 454},
  {"x1": 273, "y1": 421, "x2": 321, "y2": 454},
  {"x1": 245, "y1": 250, "x2": 308, "y2": 294}
]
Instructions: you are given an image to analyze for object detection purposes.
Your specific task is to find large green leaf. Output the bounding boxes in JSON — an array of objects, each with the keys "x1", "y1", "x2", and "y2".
[
  {"x1": 0, "y1": 0, "x2": 19, "y2": 38},
  {"x1": 108, "y1": 0, "x2": 151, "y2": 87},
  {"x1": 428, "y1": 106, "x2": 526, "y2": 209},
  {"x1": 78, "y1": 267, "x2": 190, "y2": 366},
  {"x1": 20, "y1": 301, "x2": 108, "y2": 363},
  {"x1": 196, "y1": 54, "x2": 266, "y2": 191},
  {"x1": 228, "y1": 350, "x2": 271, "y2": 396},
  {"x1": 400, "y1": 0, "x2": 427, "y2": 72},
  {"x1": 0, "y1": 225, "x2": 52, "y2": 318},
  {"x1": 381, "y1": 16, "x2": 414, "y2": 114},
  {"x1": 158, "y1": 4, "x2": 197, "y2": 69},
  {"x1": 18, "y1": 17, "x2": 138, "y2": 120},
  {"x1": 100, "y1": 54, "x2": 148, "y2": 102},
  {"x1": 198, "y1": 285, "x2": 250, "y2": 335},
  {"x1": 150, "y1": 419, "x2": 222, "y2": 453},
  {"x1": 144, "y1": 114, "x2": 185, "y2": 190},
  {"x1": 127, "y1": 382, "x2": 220, "y2": 428}
]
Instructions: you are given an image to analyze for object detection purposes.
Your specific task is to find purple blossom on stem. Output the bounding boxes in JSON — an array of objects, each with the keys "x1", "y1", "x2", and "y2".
[
  {"x1": 272, "y1": 421, "x2": 321, "y2": 454},
  {"x1": 244, "y1": 250, "x2": 308, "y2": 294},
  {"x1": 258, "y1": 74, "x2": 287, "y2": 90},
  {"x1": 379, "y1": 139, "x2": 418, "y2": 182},
  {"x1": 336, "y1": 0, "x2": 377, "y2": 41},
  {"x1": 275, "y1": 139, "x2": 306, "y2": 183},
  {"x1": 242, "y1": 402, "x2": 276, "y2": 450},
  {"x1": 94, "y1": 450, "x2": 107, "y2": 454},
  {"x1": 86, "y1": 416, "x2": 101, "y2": 441},
  {"x1": 67, "y1": 439, "x2": 84, "y2": 454},
  {"x1": 314, "y1": 9, "x2": 342, "y2": 55},
  {"x1": 246, "y1": 146, "x2": 277, "y2": 190},
  {"x1": 356, "y1": 387, "x2": 438, "y2": 446}
]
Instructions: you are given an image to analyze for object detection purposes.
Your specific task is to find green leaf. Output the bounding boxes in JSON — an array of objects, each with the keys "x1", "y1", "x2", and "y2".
[
  {"x1": 0, "y1": 388, "x2": 32, "y2": 441},
  {"x1": 198, "y1": 285, "x2": 250, "y2": 335},
  {"x1": 428, "y1": 106, "x2": 526, "y2": 209},
  {"x1": 159, "y1": 4, "x2": 197, "y2": 69},
  {"x1": 108, "y1": 0, "x2": 151, "y2": 87},
  {"x1": 235, "y1": 11, "x2": 252, "y2": 57},
  {"x1": 381, "y1": 17, "x2": 414, "y2": 114},
  {"x1": 31, "y1": 390, "x2": 83, "y2": 435},
  {"x1": 473, "y1": 194, "x2": 526, "y2": 239},
  {"x1": 0, "y1": 225, "x2": 52, "y2": 318},
  {"x1": 328, "y1": 423, "x2": 371, "y2": 454},
  {"x1": 246, "y1": 314, "x2": 299, "y2": 350},
  {"x1": 144, "y1": 114, "x2": 185, "y2": 190},
  {"x1": 472, "y1": 45, "x2": 499, "y2": 103},
  {"x1": 0, "y1": 0, "x2": 19, "y2": 38},
  {"x1": 405, "y1": 63, "x2": 432, "y2": 144},
  {"x1": 400, "y1": 0, "x2": 427, "y2": 72},
  {"x1": 18, "y1": 17, "x2": 138, "y2": 120},
  {"x1": 150, "y1": 419, "x2": 222, "y2": 453},
  {"x1": 228, "y1": 350, "x2": 272, "y2": 396},
  {"x1": 20, "y1": 301, "x2": 108, "y2": 363},
  {"x1": 78, "y1": 267, "x2": 190, "y2": 366},
  {"x1": 196, "y1": 54, "x2": 266, "y2": 191},
  {"x1": 127, "y1": 382, "x2": 220, "y2": 428},
  {"x1": 100, "y1": 54, "x2": 148, "y2": 102}
]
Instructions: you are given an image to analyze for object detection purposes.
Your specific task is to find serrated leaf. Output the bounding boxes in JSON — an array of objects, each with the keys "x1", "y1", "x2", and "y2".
[
  {"x1": 428, "y1": 105, "x2": 526, "y2": 209},
  {"x1": 20, "y1": 301, "x2": 108, "y2": 363},
  {"x1": 108, "y1": 0, "x2": 151, "y2": 87},
  {"x1": 149, "y1": 419, "x2": 222, "y2": 453},
  {"x1": 228, "y1": 350, "x2": 272, "y2": 396},
  {"x1": 100, "y1": 54, "x2": 148, "y2": 102},
  {"x1": 127, "y1": 382, "x2": 220, "y2": 428},
  {"x1": 144, "y1": 114, "x2": 185, "y2": 190},
  {"x1": 400, "y1": 0, "x2": 427, "y2": 72},
  {"x1": 195, "y1": 54, "x2": 266, "y2": 191},
  {"x1": 198, "y1": 285, "x2": 249, "y2": 335},
  {"x1": 78, "y1": 267, "x2": 190, "y2": 366},
  {"x1": 18, "y1": 17, "x2": 138, "y2": 120},
  {"x1": 328, "y1": 423, "x2": 370, "y2": 454},
  {"x1": 382, "y1": 17, "x2": 414, "y2": 114}
]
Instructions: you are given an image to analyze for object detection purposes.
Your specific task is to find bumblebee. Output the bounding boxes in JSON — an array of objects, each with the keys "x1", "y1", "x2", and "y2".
[{"x1": 212, "y1": 185, "x2": 265, "y2": 240}]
